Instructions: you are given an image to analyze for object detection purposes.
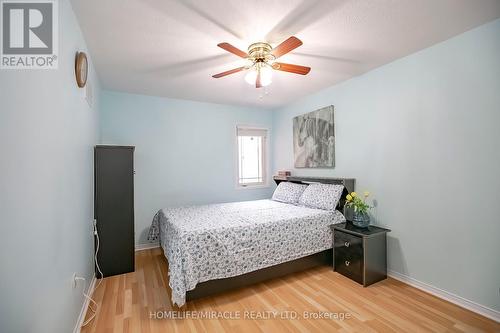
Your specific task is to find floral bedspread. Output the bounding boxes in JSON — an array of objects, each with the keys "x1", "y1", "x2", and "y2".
[{"x1": 148, "y1": 199, "x2": 345, "y2": 306}]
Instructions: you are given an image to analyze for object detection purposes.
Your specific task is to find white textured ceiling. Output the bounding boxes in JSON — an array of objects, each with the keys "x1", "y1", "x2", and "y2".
[{"x1": 71, "y1": 0, "x2": 500, "y2": 108}]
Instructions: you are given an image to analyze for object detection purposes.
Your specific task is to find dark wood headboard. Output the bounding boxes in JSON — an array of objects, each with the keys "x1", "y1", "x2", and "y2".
[{"x1": 273, "y1": 176, "x2": 355, "y2": 210}]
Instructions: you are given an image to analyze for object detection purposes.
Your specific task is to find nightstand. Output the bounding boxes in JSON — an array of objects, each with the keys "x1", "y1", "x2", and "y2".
[{"x1": 332, "y1": 222, "x2": 391, "y2": 286}]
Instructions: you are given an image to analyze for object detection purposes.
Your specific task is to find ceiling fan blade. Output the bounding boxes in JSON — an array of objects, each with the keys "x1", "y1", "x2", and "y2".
[
  {"x1": 256, "y1": 71, "x2": 262, "y2": 88},
  {"x1": 271, "y1": 36, "x2": 303, "y2": 58},
  {"x1": 212, "y1": 66, "x2": 246, "y2": 78},
  {"x1": 273, "y1": 62, "x2": 310, "y2": 75},
  {"x1": 217, "y1": 43, "x2": 248, "y2": 58}
]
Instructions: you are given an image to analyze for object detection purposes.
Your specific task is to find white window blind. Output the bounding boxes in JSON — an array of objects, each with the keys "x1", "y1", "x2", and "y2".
[{"x1": 237, "y1": 126, "x2": 267, "y2": 187}]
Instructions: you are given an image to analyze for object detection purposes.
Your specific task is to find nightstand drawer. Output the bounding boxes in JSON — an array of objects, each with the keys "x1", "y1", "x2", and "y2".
[
  {"x1": 334, "y1": 230, "x2": 362, "y2": 255},
  {"x1": 334, "y1": 248, "x2": 363, "y2": 284}
]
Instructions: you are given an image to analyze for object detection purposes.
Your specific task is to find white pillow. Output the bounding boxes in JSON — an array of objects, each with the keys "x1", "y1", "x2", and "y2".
[
  {"x1": 298, "y1": 183, "x2": 344, "y2": 210},
  {"x1": 272, "y1": 182, "x2": 307, "y2": 204}
]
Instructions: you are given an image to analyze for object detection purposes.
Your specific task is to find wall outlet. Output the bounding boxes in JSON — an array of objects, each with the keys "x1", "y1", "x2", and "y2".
[{"x1": 72, "y1": 273, "x2": 85, "y2": 289}]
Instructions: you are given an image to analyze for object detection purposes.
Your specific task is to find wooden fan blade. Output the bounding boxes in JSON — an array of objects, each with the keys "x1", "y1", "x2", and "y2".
[
  {"x1": 273, "y1": 62, "x2": 310, "y2": 75},
  {"x1": 256, "y1": 71, "x2": 262, "y2": 88},
  {"x1": 271, "y1": 36, "x2": 303, "y2": 58},
  {"x1": 217, "y1": 43, "x2": 248, "y2": 58},
  {"x1": 212, "y1": 67, "x2": 246, "y2": 78}
]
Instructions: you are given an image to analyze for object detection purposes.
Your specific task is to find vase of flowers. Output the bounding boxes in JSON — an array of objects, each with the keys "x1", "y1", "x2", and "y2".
[{"x1": 344, "y1": 191, "x2": 372, "y2": 228}]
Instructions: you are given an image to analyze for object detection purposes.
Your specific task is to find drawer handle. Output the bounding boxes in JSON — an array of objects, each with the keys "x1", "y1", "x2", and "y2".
[
  {"x1": 345, "y1": 260, "x2": 350, "y2": 266},
  {"x1": 344, "y1": 241, "x2": 350, "y2": 247}
]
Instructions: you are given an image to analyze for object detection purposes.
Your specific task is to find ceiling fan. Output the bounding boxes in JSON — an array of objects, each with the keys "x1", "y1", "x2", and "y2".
[{"x1": 212, "y1": 36, "x2": 310, "y2": 88}]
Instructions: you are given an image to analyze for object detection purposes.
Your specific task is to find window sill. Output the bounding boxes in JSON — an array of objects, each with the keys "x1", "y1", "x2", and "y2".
[{"x1": 236, "y1": 184, "x2": 271, "y2": 190}]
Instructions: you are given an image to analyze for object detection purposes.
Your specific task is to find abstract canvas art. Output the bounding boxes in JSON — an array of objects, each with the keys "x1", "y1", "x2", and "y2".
[{"x1": 293, "y1": 105, "x2": 335, "y2": 168}]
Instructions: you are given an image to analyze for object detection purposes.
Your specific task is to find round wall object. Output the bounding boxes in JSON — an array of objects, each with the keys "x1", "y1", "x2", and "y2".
[{"x1": 75, "y1": 52, "x2": 88, "y2": 88}]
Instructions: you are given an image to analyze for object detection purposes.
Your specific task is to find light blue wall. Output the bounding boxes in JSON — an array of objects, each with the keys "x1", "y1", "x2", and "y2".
[
  {"x1": 0, "y1": 1, "x2": 100, "y2": 332},
  {"x1": 100, "y1": 91, "x2": 274, "y2": 244},
  {"x1": 272, "y1": 19, "x2": 500, "y2": 311}
]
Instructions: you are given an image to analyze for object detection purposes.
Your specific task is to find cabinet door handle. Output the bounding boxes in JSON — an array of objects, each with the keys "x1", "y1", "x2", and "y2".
[
  {"x1": 345, "y1": 260, "x2": 350, "y2": 266},
  {"x1": 344, "y1": 241, "x2": 350, "y2": 247}
]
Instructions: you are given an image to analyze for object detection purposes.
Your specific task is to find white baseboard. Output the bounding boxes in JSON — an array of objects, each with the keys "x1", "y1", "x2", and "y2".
[
  {"x1": 388, "y1": 270, "x2": 500, "y2": 323},
  {"x1": 73, "y1": 275, "x2": 97, "y2": 333},
  {"x1": 135, "y1": 242, "x2": 160, "y2": 251}
]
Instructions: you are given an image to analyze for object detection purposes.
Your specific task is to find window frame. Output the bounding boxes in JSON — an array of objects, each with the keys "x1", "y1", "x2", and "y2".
[{"x1": 235, "y1": 125, "x2": 270, "y2": 189}]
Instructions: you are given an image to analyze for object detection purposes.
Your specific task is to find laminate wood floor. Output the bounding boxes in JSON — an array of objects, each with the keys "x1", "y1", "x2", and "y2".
[{"x1": 81, "y1": 248, "x2": 499, "y2": 333}]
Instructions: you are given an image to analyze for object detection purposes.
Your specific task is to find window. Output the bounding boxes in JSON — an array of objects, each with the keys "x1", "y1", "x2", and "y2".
[{"x1": 236, "y1": 126, "x2": 268, "y2": 187}]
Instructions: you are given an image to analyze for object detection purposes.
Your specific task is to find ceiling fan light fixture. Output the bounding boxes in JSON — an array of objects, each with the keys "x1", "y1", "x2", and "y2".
[
  {"x1": 259, "y1": 65, "x2": 273, "y2": 87},
  {"x1": 244, "y1": 69, "x2": 257, "y2": 85},
  {"x1": 245, "y1": 63, "x2": 272, "y2": 87}
]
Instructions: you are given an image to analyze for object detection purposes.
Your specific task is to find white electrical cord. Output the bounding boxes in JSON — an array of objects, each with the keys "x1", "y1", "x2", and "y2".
[{"x1": 81, "y1": 221, "x2": 104, "y2": 327}]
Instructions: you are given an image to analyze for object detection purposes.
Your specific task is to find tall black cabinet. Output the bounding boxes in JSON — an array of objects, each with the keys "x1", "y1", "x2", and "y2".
[{"x1": 94, "y1": 145, "x2": 135, "y2": 278}]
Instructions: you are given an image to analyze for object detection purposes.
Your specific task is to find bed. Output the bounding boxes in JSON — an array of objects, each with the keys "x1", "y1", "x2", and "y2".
[{"x1": 148, "y1": 177, "x2": 355, "y2": 306}]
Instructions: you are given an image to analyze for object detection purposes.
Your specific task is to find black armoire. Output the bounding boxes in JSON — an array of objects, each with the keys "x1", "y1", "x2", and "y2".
[{"x1": 94, "y1": 145, "x2": 135, "y2": 278}]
